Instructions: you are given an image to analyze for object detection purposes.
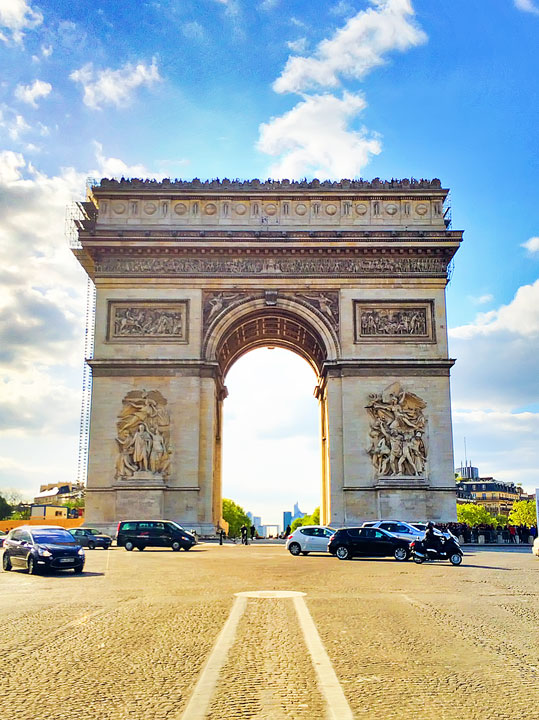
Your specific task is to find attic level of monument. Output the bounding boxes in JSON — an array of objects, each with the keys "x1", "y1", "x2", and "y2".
[{"x1": 76, "y1": 177, "x2": 451, "y2": 236}]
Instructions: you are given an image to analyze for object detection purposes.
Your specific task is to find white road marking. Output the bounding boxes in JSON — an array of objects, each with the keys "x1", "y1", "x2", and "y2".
[
  {"x1": 179, "y1": 590, "x2": 354, "y2": 720},
  {"x1": 179, "y1": 595, "x2": 247, "y2": 720},
  {"x1": 293, "y1": 595, "x2": 354, "y2": 720}
]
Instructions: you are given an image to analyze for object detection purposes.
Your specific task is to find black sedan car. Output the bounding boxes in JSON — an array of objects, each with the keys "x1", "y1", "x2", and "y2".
[
  {"x1": 2, "y1": 525, "x2": 85, "y2": 574},
  {"x1": 328, "y1": 526, "x2": 411, "y2": 561},
  {"x1": 69, "y1": 527, "x2": 112, "y2": 549}
]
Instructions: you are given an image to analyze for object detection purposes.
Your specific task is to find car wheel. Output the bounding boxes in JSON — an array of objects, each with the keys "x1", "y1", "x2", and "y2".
[
  {"x1": 394, "y1": 547, "x2": 408, "y2": 561},
  {"x1": 2, "y1": 553, "x2": 12, "y2": 571},
  {"x1": 172, "y1": 541, "x2": 181, "y2": 551},
  {"x1": 73, "y1": 566, "x2": 84, "y2": 574},
  {"x1": 125, "y1": 541, "x2": 134, "y2": 551},
  {"x1": 301, "y1": 551, "x2": 310, "y2": 555},
  {"x1": 27, "y1": 556, "x2": 38, "y2": 575},
  {"x1": 183, "y1": 545, "x2": 191, "y2": 551},
  {"x1": 137, "y1": 546, "x2": 145, "y2": 551},
  {"x1": 88, "y1": 541, "x2": 95, "y2": 550},
  {"x1": 449, "y1": 553, "x2": 462, "y2": 566},
  {"x1": 288, "y1": 542, "x2": 301, "y2": 556},
  {"x1": 336, "y1": 545, "x2": 351, "y2": 560},
  {"x1": 413, "y1": 555, "x2": 424, "y2": 564}
]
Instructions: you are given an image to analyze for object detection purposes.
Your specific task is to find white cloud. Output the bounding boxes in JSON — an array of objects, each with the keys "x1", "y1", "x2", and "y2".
[
  {"x1": 330, "y1": 0, "x2": 356, "y2": 16},
  {"x1": 41, "y1": 43, "x2": 52, "y2": 57},
  {"x1": 287, "y1": 37, "x2": 309, "y2": 54},
  {"x1": 522, "y1": 236, "x2": 539, "y2": 254},
  {"x1": 259, "y1": 0, "x2": 280, "y2": 10},
  {"x1": 468, "y1": 293, "x2": 493, "y2": 305},
  {"x1": 0, "y1": 110, "x2": 31, "y2": 141},
  {"x1": 274, "y1": 0, "x2": 426, "y2": 94},
  {"x1": 92, "y1": 141, "x2": 151, "y2": 178},
  {"x1": 14, "y1": 79, "x2": 52, "y2": 108},
  {"x1": 70, "y1": 58, "x2": 161, "y2": 110},
  {"x1": 182, "y1": 21, "x2": 205, "y2": 41},
  {"x1": 0, "y1": 0, "x2": 42, "y2": 44},
  {"x1": 514, "y1": 0, "x2": 539, "y2": 15},
  {"x1": 257, "y1": 92, "x2": 381, "y2": 179}
]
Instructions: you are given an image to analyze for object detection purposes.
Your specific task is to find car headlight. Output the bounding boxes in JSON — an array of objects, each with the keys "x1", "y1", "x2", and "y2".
[
  {"x1": 77, "y1": 548, "x2": 85, "y2": 556},
  {"x1": 38, "y1": 548, "x2": 52, "y2": 557}
]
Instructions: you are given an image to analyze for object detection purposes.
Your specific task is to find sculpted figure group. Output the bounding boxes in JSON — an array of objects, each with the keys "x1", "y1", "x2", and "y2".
[
  {"x1": 360, "y1": 308, "x2": 427, "y2": 336},
  {"x1": 113, "y1": 307, "x2": 183, "y2": 337},
  {"x1": 115, "y1": 390, "x2": 171, "y2": 479},
  {"x1": 366, "y1": 382, "x2": 427, "y2": 477}
]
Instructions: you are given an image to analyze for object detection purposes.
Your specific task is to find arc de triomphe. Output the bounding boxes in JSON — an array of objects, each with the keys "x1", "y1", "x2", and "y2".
[{"x1": 73, "y1": 178, "x2": 462, "y2": 534}]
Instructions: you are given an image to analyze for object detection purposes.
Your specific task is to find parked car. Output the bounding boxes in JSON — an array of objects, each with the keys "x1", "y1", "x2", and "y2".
[
  {"x1": 116, "y1": 520, "x2": 196, "y2": 551},
  {"x1": 0, "y1": 530, "x2": 6, "y2": 547},
  {"x1": 328, "y1": 526, "x2": 411, "y2": 561},
  {"x1": 286, "y1": 525, "x2": 336, "y2": 556},
  {"x1": 2, "y1": 525, "x2": 85, "y2": 574},
  {"x1": 69, "y1": 527, "x2": 112, "y2": 549},
  {"x1": 362, "y1": 520, "x2": 457, "y2": 543}
]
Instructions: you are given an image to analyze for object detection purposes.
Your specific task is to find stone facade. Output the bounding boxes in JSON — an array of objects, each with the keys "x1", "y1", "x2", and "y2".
[{"x1": 72, "y1": 178, "x2": 462, "y2": 533}]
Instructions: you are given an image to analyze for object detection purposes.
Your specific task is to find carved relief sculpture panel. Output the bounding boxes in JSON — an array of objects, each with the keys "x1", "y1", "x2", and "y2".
[
  {"x1": 366, "y1": 382, "x2": 427, "y2": 477},
  {"x1": 354, "y1": 300, "x2": 434, "y2": 343},
  {"x1": 115, "y1": 390, "x2": 171, "y2": 480},
  {"x1": 108, "y1": 301, "x2": 189, "y2": 342}
]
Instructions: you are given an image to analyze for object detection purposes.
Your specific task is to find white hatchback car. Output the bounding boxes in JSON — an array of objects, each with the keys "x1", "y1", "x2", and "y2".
[{"x1": 286, "y1": 525, "x2": 336, "y2": 556}]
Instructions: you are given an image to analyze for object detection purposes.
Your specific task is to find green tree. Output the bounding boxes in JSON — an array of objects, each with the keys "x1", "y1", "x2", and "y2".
[
  {"x1": 508, "y1": 500, "x2": 537, "y2": 527},
  {"x1": 494, "y1": 514, "x2": 508, "y2": 528},
  {"x1": 290, "y1": 507, "x2": 320, "y2": 532},
  {"x1": 222, "y1": 498, "x2": 250, "y2": 538},
  {"x1": 0, "y1": 493, "x2": 11, "y2": 520},
  {"x1": 456, "y1": 503, "x2": 494, "y2": 526}
]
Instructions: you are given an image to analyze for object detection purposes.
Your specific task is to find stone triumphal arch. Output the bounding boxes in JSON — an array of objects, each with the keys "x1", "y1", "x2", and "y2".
[{"x1": 72, "y1": 178, "x2": 462, "y2": 533}]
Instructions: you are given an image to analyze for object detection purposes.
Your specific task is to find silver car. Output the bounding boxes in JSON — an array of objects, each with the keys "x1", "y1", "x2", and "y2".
[
  {"x1": 286, "y1": 525, "x2": 336, "y2": 556},
  {"x1": 362, "y1": 520, "x2": 457, "y2": 543}
]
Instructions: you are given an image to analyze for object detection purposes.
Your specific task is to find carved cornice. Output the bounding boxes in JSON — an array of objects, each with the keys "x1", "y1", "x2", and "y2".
[{"x1": 93, "y1": 177, "x2": 445, "y2": 192}]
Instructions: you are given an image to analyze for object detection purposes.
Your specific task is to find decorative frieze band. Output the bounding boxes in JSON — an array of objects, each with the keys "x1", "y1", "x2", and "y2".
[
  {"x1": 354, "y1": 300, "x2": 435, "y2": 343},
  {"x1": 96, "y1": 255, "x2": 448, "y2": 278},
  {"x1": 107, "y1": 301, "x2": 189, "y2": 342}
]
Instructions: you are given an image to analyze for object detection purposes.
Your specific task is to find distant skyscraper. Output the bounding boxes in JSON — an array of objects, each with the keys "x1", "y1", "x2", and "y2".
[
  {"x1": 292, "y1": 501, "x2": 305, "y2": 520},
  {"x1": 283, "y1": 511, "x2": 292, "y2": 531},
  {"x1": 456, "y1": 462, "x2": 479, "y2": 479}
]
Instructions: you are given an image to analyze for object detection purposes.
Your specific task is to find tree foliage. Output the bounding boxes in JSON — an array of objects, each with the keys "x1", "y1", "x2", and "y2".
[
  {"x1": 222, "y1": 498, "x2": 250, "y2": 538},
  {"x1": 456, "y1": 503, "x2": 494, "y2": 526},
  {"x1": 508, "y1": 500, "x2": 537, "y2": 527},
  {"x1": 0, "y1": 493, "x2": 11, "y2": 520},
  {"x1": 290, "y1": 507, "x2": 321, "y2": 532}
]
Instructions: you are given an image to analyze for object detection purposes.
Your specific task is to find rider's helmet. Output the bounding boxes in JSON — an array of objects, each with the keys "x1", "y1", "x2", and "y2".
[{"x1": 426, "y1": 521, "x2": 434, "y2": 529}]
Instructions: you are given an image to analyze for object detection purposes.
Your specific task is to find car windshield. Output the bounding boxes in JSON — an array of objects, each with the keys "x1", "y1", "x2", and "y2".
[
  {"x1": 168, "y1": 521, "x2": 185, "y2": 532},
  {"x1": 88, "y1": 529, "x2": 101, "y2": 535},
  {"x1": 33, "y1": 532, "x2": 75, "y2": 544}
]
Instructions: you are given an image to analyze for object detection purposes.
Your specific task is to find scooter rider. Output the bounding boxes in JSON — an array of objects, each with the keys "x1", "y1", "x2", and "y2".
[{"x1": 424, "y1": 521, "x2": 440, "y2": 552}]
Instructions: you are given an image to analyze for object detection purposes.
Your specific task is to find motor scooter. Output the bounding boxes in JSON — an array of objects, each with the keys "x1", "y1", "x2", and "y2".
[{"x1": 410, "y1": 537, "x2": 463, "y2": 565}]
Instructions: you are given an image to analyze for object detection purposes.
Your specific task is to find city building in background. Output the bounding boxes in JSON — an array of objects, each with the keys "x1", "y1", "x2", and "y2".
[
  {"x1": 457, "y1": 474, "x2": 523, "y2": 516},
  {"x1": 33, "y1": 483, "x2": 85, "y2": 507},
  {"x1": 283, "y1": 511, "x2": 292, "y2": 531},
  {"x1": 455, "y1": 462, "x2": 479, "y2": 479}
]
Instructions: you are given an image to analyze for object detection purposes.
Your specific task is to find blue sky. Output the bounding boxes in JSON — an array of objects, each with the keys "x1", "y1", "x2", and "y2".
[{"x1": 0, "y1": 0, "x2": 538, "y2": 525}]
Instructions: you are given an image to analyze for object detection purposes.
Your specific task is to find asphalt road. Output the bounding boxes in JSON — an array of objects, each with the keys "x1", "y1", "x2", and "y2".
[{"x1": 1, "y1": 544, "x2": 537, "y2": 720}]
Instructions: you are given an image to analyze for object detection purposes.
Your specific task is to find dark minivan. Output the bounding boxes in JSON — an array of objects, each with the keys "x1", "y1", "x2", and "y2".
[{"x1": 116, "y1": 520, "x2": 196, "y2": 552}]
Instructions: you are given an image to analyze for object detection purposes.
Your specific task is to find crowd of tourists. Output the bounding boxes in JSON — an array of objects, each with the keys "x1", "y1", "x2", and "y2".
[{"x1": 438, "y1": 522, "x2": 537, "y2": 544}]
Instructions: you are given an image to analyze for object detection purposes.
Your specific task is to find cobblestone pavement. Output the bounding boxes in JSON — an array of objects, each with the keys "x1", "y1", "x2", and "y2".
[{"x1": 1, "y1": 544, "x2": 537, "y2": 720}]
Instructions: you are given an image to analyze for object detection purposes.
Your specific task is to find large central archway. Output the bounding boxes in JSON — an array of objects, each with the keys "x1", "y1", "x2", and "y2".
[{"x1": 204, "y1": 296, "x2": 340, "y2": 528}]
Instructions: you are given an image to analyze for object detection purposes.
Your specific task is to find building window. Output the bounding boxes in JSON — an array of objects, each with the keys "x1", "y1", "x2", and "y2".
[
  {"x1": 253, "y1": 203, "x2": 259, "y2": 216},
  {"x1": 192, "y1": 202, "x2": 198, "y2": 215},
  {"x1": 283, "y1": 202, "x2": 289, "y2": 215},
  {"x1": 223, "y1": 202, "x2": 229, "y2": 217},
  {"x1": 313, "y1": 203, "x2": 320, "y2": 215}
]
